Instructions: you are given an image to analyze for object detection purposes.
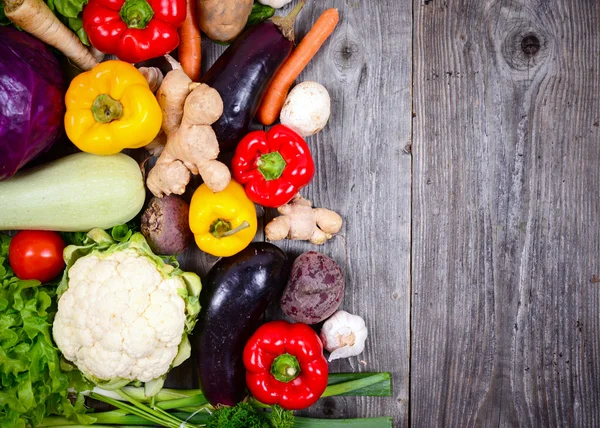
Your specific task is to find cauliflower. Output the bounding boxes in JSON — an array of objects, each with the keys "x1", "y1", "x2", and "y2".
[{"x1": 52, "y1": 229, "x2": 201, "y2": 394}]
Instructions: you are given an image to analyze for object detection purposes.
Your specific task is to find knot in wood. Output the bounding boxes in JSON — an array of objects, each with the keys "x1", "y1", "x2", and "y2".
[
  {"x1": 521, "y1": 34, "x2": 541, "y2": 57},
  {"x1": 333, "y1": 37, "x2": 361, "y2": 72},
  {"x1": 501, "y1": 26, "x2": 550, "y2": 73}
]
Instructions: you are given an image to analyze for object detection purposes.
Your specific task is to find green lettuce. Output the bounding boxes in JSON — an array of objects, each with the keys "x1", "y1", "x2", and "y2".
[{"x1": 0, "y1": 235, "x2": 91, "y2": 427}]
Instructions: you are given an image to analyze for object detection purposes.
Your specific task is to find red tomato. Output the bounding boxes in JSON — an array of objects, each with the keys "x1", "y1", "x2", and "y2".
[{"x1": 9, "y1": 231, "x2": 66, "y2": 282}]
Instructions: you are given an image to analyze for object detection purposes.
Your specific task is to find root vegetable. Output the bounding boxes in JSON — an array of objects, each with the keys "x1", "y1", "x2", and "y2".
[
  {"x1": 157, "y1": 70, "x2": 196, "y2": 136},
  {"x1": 147, "y1": 70, "x2": 231, "y2": 197},
  {"x1": 265, "y1": 194, "x2": 343, "y2": 244},
  {"x1": 197, "y1": 0, "x2": 253, "y2": 43},
  {"x1": 178, "y1": 0, "x2": 202, "y2": 81},
  {"x1": 280, "y1": 81, "x2": 331, "y2": 137},
  {"x1": 4, "y1": 0, "x2": 98, "y2": 70},
  {"x1": 141, "y1": 196, "x2": 192, "y2": 255},
  {"x1": 281, "y1": 251, "x2": 345, "y2": 325},
  {"x1": 257, "y1": 8, "x2": 339, "y2": 125}
]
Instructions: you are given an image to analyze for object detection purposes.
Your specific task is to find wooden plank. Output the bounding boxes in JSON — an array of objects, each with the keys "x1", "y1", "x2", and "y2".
[
  {"x1": 411, "y1": 0, "x2": 600, "y2": 426},
  {"x1": 263, "y1": 1, "x2": 412, "y2": 426}
]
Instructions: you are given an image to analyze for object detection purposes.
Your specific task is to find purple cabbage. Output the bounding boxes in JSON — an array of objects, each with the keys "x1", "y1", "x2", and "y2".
[{"x1": 0, "y1": 26, "x2": 66, "y2": 180}]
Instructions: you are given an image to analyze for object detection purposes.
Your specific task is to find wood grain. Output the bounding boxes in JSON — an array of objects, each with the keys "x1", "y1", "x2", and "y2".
[
  {"x1": 411, "y1": 0, "x2": 600, "y2": 426},
  {"x1": 167, "y1": 1, "x2": 413, "y2": 426}
]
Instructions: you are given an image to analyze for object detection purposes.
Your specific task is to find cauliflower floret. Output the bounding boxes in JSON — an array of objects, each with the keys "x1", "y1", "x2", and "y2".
[{"x1": 52, "y1": 249, "x2": 187, "y2": 383}]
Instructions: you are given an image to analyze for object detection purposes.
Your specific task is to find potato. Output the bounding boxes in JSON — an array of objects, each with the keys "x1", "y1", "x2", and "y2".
[
  {"x1": 197, "y1": 0, "x2": 253, "y2": 43},
  {"x1": 141, "y1": 196, "x2": 192, "y2": 255},
  {"x1": 280, "y1": 251, "x2": 345, "y2": 325}
]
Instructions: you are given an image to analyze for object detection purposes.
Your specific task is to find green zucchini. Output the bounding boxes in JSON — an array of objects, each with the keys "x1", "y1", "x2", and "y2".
[{"x1": 0, "y1": 152, "x2": 145, "y2": 232}]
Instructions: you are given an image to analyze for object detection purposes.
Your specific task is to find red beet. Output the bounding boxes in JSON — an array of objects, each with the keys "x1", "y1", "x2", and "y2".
[{"x1": 280, "y1": 251, "x2": 345, "y2": 325}]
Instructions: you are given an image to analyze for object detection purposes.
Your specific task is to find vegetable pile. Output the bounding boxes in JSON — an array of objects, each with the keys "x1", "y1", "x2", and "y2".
[{"x1": 0, "y1": 0, "x2": 388, "y2": 426}]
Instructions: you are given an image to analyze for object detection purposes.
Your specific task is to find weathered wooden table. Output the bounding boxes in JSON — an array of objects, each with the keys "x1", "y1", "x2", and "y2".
[{"x1": 167, "y1": 0, "x2": 600, "y2": 427}]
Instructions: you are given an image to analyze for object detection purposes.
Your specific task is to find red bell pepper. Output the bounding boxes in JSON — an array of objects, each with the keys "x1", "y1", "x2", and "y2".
[
  {"x1": 82, "y1": 0, "x2": 186, "y2": 64},
  {"x1": 232, "y1": 125, "x2": 315, "y2": 208},
  {"x1": 243, "y1": 320, "x2": 328, "y2": 410}
]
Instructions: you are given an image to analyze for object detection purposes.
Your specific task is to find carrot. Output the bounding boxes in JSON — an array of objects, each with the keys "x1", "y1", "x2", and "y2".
[
  {"x1": 257, "y1": 7, "x2": 340, "y2": 126},
  {"x1": 178, "y1": 0, "x2": 202, "y2": 82},
  {"x1": 4, "y1": 0, "x2": 98, "y2": 70}
]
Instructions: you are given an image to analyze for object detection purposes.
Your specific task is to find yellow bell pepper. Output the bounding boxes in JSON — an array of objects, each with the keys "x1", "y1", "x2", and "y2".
[
  {"x1": 64, "y1": 60, "x2": 161, "y2": 155},
  {"x1": 189, "y1": 180, "x2": 258, "y2": 257}
]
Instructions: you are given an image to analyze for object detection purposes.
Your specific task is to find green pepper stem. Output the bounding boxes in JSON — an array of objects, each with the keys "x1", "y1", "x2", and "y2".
[
  {"x1": 119, "y1": 0, "x2": 154, "y2": 29},
  {"x1": 257, "y1": 151, "x2": 287, "y2": 181},
  {"x1": 210, "y1": 219, "x2": 250, "y2": 238},
  {"x1": 270, "y1": 353, "x2": 301, "y2": 383},
  {"x1": 91, "y1": 94, "x2": 123, "y2": 123}
]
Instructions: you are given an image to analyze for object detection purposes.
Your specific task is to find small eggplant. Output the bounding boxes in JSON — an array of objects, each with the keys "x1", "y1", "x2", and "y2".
[
  {"x1": 193, "y1": 242, "x2": 290, "y2": 406},
  {"x1": 201, "y1": 1, "x2": 305, "y2": 152}
]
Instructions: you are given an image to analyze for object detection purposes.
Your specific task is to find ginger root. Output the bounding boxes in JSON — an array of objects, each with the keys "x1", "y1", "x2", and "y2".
[
  {"x1": 146, "y1": 70, "x2": 231, "y2": 197},
  {"x1": 143, "y1": 68, "x2": 188, "y2": 154},
  {"x1": 265, "y1": 194, "x2": 343, "y2": 244}
]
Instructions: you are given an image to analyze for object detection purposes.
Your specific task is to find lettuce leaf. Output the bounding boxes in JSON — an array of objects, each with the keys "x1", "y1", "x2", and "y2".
[
  {"x1": 0, "y1": 234, "x2": 89, "y2": 427},
  {"x1": 44, "y1": 0, "x2": 89, "y2": 45}
]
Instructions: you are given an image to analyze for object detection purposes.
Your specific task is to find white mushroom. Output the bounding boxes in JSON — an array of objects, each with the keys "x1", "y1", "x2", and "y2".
[
  {"x1": 320, "y1": 310, "x2": 368, "y2": 362},
  {"x1": 280, "y1": 81, "x2": 331, "y2": 137}
]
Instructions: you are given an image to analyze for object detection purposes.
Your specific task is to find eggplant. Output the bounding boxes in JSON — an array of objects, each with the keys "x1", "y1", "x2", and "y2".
[
  {"x1": 193, "y1": 242, "x2": 290, "y2": 406},
  {"x1": 201, "y1": 2, "x2": 305, "y2": 152}
]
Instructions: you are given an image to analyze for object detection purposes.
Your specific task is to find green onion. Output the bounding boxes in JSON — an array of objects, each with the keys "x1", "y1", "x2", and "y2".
[
  {"x1": 324, "y1": 373, "x2": 392, "y2": 397},
  {"x1": 41, "y1": 372, "x2": 392, "y2": 427},
  {"x1": 89, "y1": 392, "x2": 197, "y2": 428},
  {"x1": 292, "y1": 416, "x2": 393, "y2": 427}
]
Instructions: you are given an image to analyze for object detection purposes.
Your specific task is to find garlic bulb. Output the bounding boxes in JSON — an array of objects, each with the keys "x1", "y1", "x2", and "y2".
[{"x1": 320, "y1": 311, "x2": 368, "y2": 362}]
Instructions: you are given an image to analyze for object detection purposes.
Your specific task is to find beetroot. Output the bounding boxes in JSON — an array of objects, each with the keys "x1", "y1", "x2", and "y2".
[
  {"x1": 141, "y1": 196, "x2": 192, "y2": 255},
  {"x1": 280, "y1": 251, "x2": 345, "y2": 325}
]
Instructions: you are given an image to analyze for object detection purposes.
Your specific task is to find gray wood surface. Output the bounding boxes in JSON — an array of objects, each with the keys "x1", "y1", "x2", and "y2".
[
  {"x1": 166, "y1": 1, "x2": 412, "y2": 427},
  {"x1": 411, "y1": 0, "x2": 600, "y2": 427}
]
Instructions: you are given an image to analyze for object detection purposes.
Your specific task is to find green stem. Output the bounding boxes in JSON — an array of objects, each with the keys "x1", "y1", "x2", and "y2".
[
  {"x1": 291, "y1": 416, "x2": 393, "y2": 427},
  {"x1": 210, "y1": 219, "x2": 250, "y2": 238},
  {"x1": 270, "y1": 353, "x2": 301, "y2": 383},
  {"x1": 156, "y1": 394, "x2": 209, "y2": 410},
  {"x1": 117, "y1": 386, "x2": 203, "y2": 402},
  {"x1": 173, "y1": 411, "x2": 392, "y2": 428},
  {"x1": 89, "y1": 392, "x2": 185, "y2": 428},
  {"x1": 257, "y1": 151, "x2": 287, "y2": 180},
  {"x1": 91, "y1": 94, "x2": 123, "y2": 123},
  {"x1": 327, "y1": 372, "x2": 392, "y2": 397},
  {"x1": 321, "y1": 373, "x2": 389, "y2": 398},
  {"x1": 117, "y1": 389, "x2": 195, "y2": 428},
  {"x1": 119, "y1": 0, "x2": 154, "y2": 29},
  {"x1": 40, "y1": 409, "x2": 161, "y2": 427}
]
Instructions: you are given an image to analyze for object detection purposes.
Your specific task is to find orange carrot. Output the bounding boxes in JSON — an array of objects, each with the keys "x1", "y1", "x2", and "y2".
[
  {"x1": 257, "y1": 7, "x2": 339, "y2": 126},
  {"x1": 178, "y1": 0, "x2": 202, "y2": 82}
]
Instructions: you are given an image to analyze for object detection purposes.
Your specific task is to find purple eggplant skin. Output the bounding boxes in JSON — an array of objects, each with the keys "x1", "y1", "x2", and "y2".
[
  {"x1": 193, "y1": 242, "x2": 290, "y2": 406},
  {"x1": 201, "y1": 21, "x2": 293, "y2": 152}
]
